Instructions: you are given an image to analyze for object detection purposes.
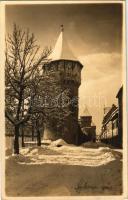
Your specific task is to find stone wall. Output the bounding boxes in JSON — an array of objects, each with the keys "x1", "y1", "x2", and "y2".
[{"x1": 42, "y1": 59, "x2": 83, "y2": 144}]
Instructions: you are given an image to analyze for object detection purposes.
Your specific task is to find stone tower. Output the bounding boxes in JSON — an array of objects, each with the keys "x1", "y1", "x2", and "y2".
[{"x1": 43, "y1": 26, "x2": 83, "y2": 145}]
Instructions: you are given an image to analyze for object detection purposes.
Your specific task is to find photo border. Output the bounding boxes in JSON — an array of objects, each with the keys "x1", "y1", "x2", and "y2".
[{"x1": 0, "y1": 1, "x2": 127, "y2": 199}]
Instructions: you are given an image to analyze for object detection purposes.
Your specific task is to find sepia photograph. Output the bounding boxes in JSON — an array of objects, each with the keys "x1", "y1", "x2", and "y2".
[{"x1": 0, "y1": 0, "x2": 127, "y2": 199}]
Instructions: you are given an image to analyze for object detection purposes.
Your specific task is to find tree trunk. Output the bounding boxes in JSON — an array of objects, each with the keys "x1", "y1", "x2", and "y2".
[
  {"x1": 37, "y1": 129, "x2": 41, "y2": 146},
  {"x1": 14, "y1": 125, "x2": 20, "y2": 154},
  {"x1": 32, "y1": 123, "x2": 34, "y2": 141},
  {"x1": 21, "y1": 124, "x2": 25, "y2": 147},
  {"x1": 36, "y1": 120, "x2": 41, "y2": 146}
]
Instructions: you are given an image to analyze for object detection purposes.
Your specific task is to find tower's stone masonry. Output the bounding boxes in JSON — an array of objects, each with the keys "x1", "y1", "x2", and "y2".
[{"x1": 43, "y1": 59, "x2": 83, "y2": 144}]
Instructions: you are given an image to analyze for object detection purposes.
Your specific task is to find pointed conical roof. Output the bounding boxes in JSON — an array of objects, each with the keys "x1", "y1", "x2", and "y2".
[
  {"x1": 83, "y1": 106, "x2": 91, "y2": 116},
  {"x1": 91, "y1": 121, "x2": 96, "y2": 127},
  {"x1": 49, "y1": 25, "x2": 76, "y2": 61}
]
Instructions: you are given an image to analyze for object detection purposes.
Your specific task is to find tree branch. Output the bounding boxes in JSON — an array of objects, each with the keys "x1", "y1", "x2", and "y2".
[{"x1": 5, "y1": 110, "x2": 15, "y2": 125}]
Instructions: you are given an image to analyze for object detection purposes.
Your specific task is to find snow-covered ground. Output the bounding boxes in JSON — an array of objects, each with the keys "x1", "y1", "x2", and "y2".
[{"x1": 5, "y1": 141, "x2": 122, "y2": 196}]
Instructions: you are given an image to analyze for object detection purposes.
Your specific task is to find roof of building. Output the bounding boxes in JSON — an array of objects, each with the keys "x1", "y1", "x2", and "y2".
[
  {"x1": 116, "y1": 86, "x2": 123, "y2": 98},
  {"x1": 104, "y1": 107, "x2": 111, "y2": 116},
  {"x1": 48, "y1": 25, "x2": 78, "y2": 61},
  {"x1": 91, "y1": 121, "x2": 96, "y2": 127},
  {"x1": 83, "y1": 106, "x2": 91, "y2": 116},
  {"x1": 102, "y1": 104, "x2": 118, "y2": 125}
]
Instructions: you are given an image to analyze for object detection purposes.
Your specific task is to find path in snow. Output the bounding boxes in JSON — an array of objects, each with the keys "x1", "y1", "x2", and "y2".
[{"x1": 15, "y1": 145, "x2": 122, "y2": 167}]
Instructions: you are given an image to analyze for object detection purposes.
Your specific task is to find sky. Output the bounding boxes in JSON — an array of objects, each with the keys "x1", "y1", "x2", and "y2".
[{"x1": 5, "y1": 3, "x2": 123, "y2": 133}]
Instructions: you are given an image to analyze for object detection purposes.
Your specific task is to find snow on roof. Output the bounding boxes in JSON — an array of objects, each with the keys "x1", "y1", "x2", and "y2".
[{"x1": 49, "y1": 25, "x2": 77, "y2": 61}]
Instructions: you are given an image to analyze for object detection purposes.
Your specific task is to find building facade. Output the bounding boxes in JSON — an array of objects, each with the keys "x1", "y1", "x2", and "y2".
[
  {"x1": 100, "y1": 104, "x2": 119, "y2": 147},
  {"x1": 42, "y1": 59, "x2": 83, "y2": 144},
  {"x1": 116, "y1": 86, "x2": 123, "y2": 148},
  {"x1": 79, "y1": 116, "x2": 96, "y2": 143},
  {"x1": 100, "y1": 86, "x2": 123, "y2": 148}
]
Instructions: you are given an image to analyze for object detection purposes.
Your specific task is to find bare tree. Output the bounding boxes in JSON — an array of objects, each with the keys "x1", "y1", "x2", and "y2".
[{"x1": 5, "y1": 24, "x2": 51, "y2": 154}]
